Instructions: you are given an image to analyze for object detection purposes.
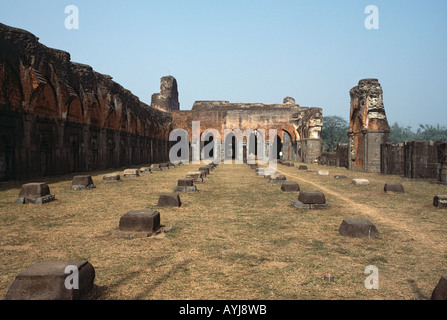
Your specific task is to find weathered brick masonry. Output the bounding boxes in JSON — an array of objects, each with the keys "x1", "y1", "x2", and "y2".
[
  {"x1": 381, "y1": 141, "x2": 447, "y2": 183},
  {"x1": 0, "y1": 23, "x2": 324, "y2": 181},
  {"x1": 167, "y1": 99, "x2": 323, "y2": 163},
  {"x1": 348, "y1": 79, "x2": 390, "y2": 173},
  {"x1": 335, "y1": 78, "x2": 447, "y2": 184},
  {"x1": 0, "y1": 23, "x2": 172, "y2": 181}
]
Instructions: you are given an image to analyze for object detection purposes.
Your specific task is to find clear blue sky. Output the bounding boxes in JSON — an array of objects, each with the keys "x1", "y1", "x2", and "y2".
[{"x1": 1, "y1": 0, "x2": 446, "y2": 128}]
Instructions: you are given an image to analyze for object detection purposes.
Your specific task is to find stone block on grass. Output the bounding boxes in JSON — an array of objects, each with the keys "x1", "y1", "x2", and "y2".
[
  {"x1": 339, "y1": 219, "x2": 379, "y2": 239},
  {"x1": 291, "y1": 190, "x2": 330, "y2": 210},
  {"x1": 178, "y1": 179, "x2": 194, "y2": 187},
  {"x1": 15, "y1": 183, "x2": 55, "y2": 205},
  {"x1": 174, "y1": 186, "x2": 198, "y2": 192},
  {"x1": 186, "y1": 171, "x2": 204, "y2": 178},
  {"x1": 150, "y1": 164, "x2": 163, "y2": 171},
  {"x1": 158, "y1": 194, "x2": 182, "y2": 207},
  {"x1": 186, "y1": 171, "x2": 204, "y2": 183},
  {"x1": 431, "y1": 276, "x2": 447, "y2": 300},
  {"x1": 352, "y1": 179, "x2": 370, "y2": 186},
  {"x1": 174, "y1": 179, "x2": 198, "y2": 192},
  {"x1": 433, "y1": 195, "x2": 447, "y2": 208},
  {"x1": 269, "y1": 174, "x2": 287, "y2": 184},
  {"x1": 298, "y1": 191, "x2": 326, "y2": 204},
  {"x1": 139, "y1": 167, "x2": 152, "y2": 174},
  {"x1": 384, "y1": 183, "x2": 405, "y2": 194},
  {"x1": 71, "y1": 175, "x2": 96, "y2": 190},
  {"x1": 199, "y1": 167, "x2": 210, "y2": 176},
  {"x1": 174, "y1": 186, "x2": 199, "y2": 192},
  {"x1": 317, "y1": 170, "x2": 329, "y2": 176},
  {"x1": 123, "y1": 169, "x2": 139, "y2": 177},
  {"x1": 119, "y1": 210, "x2": 161, "y2": 232},
  {"x1": 298, "y1": 165, "x2": 308, "y2": 171},
  {"x1": 290, "y1": 200, "x2": 311, "y2": 209},
  {"x1": 334, "y1": 175, "x2": 348, "y2": 179},
  {"x1": 5, "y1": 260, "x2": 96, "y2": 300},
  {"x1": 103, "y1": 174, "x2": 121, "y2": 183},
  {"x1": 281, "y1": 182, "x2": 300, "y2": 193}
]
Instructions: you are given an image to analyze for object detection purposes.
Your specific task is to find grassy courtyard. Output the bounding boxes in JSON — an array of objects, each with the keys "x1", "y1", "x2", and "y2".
[{"x1": 0, "y1": 161, "x2": 446, "y2": 300}]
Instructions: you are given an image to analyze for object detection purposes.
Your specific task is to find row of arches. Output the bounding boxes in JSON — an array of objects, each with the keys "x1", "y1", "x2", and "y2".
[
  {"x1": 172, "y1": 129, "x2": 295, "y2": 162},
  {"x1": 0, "y1": 63, "x2": 171, "y2": 140},
  {"x1": 205, "y1": 129, "x2": 294, "y2": 161}
]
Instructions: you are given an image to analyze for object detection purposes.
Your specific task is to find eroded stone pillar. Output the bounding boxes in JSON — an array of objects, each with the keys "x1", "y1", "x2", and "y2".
[
  {"x1": 348, "y1": 79, "x2": 390, "y2": 173},
  {"x1": 151, "y1": 76, "x2": 180, "y2": 112}
]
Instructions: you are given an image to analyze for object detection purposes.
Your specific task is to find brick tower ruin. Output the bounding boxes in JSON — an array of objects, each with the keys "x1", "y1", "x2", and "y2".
[
  {"x1": 348, "y1": 78, "x2": 390, "y2": 172},
  {"x1": 151, "y1": 76, "x2": 180, "y2": 112}
]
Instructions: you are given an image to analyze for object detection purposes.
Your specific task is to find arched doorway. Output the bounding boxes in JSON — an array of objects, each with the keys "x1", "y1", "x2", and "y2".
[
  {"x1": 171, "y1": 131, "x2": 190, "y2": 163},
  {"x1": 271, "y1": 135, "x2": 282, "y2": 160},
  {"x1": 224, "y1": 133, "x2": 237, "y2": 160},
  {"x1": 0, "y1": 134, "x2": 13, "y2": 182},
  {"x1": 201, "y1": 132, "x2": 215, "y2": 161},
  {"x1": 282, "y1": 130, "x2": 293, "y2": 160},
  {"x1": 248, "y1": 132, "x2": 258, "y2": 158}
]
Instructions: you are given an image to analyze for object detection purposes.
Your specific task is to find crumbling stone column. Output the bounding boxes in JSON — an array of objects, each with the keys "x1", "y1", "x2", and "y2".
[
  {"x1": 348, "y1": 79, "x2": 390, "y2": 173},
  {"x1": 151, "y1": 76, "x2": 180, "y2": 112}
]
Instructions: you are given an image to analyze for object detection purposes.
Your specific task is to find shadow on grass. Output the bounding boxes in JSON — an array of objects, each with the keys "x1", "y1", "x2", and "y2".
[
  {"x1": 407, "y1": 279, "x2": 430, "y2": 300},
  {"x1": 102, "y1": 259, "x2": 193, "y2": 300}
]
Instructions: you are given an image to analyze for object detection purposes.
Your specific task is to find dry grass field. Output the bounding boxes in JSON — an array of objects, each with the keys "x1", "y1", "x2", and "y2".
[{"x1": 0, "y1": 161, "x2": 446, "y2": 300}]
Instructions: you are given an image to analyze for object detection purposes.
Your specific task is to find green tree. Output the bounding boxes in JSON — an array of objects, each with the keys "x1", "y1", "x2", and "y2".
[
  {"x1": 389, "y1": 122, "x2": 447, "y2": 142},
  {"x1": 389, "y1": 122, "x2": 415, "y2": 142},
  {"x1": 416, "y1": 124, "x2": 447, "y2": 141},
  {"x1": 321, "y1": 116, "x2": 349, "y2": 152}
]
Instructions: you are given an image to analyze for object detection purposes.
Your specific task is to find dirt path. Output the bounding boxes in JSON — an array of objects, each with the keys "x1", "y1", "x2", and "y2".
[{"x1": 275, "y1": 167, "x2": 446, "y2": 252}]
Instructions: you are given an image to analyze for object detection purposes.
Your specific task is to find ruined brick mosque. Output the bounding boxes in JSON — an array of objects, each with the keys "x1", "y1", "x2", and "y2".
[
  {"x1": 0, "y1": 23, "x2": 324, "y2": 181},
  {"x1": 1, "y1": 22, "x2": 446, "y2": 183}
]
